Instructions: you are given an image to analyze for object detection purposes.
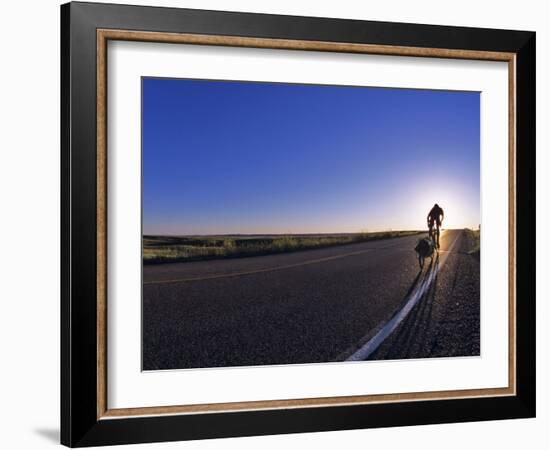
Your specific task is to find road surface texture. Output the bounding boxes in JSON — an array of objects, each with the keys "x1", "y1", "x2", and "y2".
[{"x1": 143, "y1": 229, "x2": 479, "y2": 370}]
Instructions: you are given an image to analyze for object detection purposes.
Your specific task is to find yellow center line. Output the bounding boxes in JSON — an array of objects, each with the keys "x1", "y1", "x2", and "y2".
[
  {"x1": 143, "y1": 231, "x2": 461, "y2": 286},
  {"x1": 144, "y1": 247, "x2": 379, "y2": 285}
]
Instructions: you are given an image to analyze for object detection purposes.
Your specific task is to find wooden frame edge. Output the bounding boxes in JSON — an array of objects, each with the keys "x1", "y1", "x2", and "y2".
[
  {"x1": 508, "y1": 55, "x2": 517, "y2": 396},
  {"x1": 97, "y1": 29, "x2": 108, "y2": 419},
  {"x1": 100, "y1": 387, "x2": 515, "y2": 419},
  {"x1": 95, "y1": 28, "x2": 517, "y2": 421},
  {"x1": 98, "y1": 28, "x2": 515, "y2": 61}
]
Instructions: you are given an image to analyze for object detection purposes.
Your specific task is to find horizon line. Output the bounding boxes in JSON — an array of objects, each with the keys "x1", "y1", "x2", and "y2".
[{"x1": 143, "y1": 227, "x2": 477, "y2": 238}]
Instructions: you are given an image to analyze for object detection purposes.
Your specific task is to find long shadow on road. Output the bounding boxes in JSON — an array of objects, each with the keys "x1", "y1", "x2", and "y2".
[
  {"x1": 368, "y1": 253, "x2": 441, "y2": 360},
  {"x1": 368, "y1": 234, "x2": 480, "y2": 361},
  {"x1": 340, "y1": 254, "x2": 439, "y2": 361}
]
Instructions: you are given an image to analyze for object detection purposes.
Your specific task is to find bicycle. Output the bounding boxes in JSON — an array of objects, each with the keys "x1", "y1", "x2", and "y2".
[{"x1": 428, "y1": 220, "x2": 440, "y2": 250}]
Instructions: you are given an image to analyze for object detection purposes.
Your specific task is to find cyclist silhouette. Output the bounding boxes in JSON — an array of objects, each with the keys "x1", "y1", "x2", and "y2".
[{"x1": 427, "y1": 203, "x2": 444, "y2": 249}]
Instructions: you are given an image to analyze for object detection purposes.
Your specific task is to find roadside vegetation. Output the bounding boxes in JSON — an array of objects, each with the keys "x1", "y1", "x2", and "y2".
[
  {"x1": 465, "y1": 227, "x2": 480, "y2": 260},
  {"x1": 143, "y1": 230, "x2": 422, "y2": 264}
]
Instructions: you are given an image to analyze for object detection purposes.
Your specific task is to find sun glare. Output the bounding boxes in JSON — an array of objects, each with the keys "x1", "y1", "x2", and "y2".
[{"x1": 409, "y1": 186, "x2": 479, "y2": 230}]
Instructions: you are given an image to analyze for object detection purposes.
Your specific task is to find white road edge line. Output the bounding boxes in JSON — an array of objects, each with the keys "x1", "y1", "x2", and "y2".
[{"x1": 346, "y1": 232, "x2": 460, "y2": 362}]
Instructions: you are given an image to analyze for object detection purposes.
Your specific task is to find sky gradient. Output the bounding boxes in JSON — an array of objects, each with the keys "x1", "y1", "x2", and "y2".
[{"x1": 143, "y1": 78, "x2": 480, "y2": 235}]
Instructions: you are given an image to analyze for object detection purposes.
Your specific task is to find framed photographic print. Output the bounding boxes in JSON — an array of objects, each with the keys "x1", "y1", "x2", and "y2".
[{"x1": 61, "y1": 1, "x2": 536, "y2": 447}]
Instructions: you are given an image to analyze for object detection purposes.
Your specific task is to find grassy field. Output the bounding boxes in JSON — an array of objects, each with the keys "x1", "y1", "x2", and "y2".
[{"x1": 143, "y1": 230, "x2": 422, "y2": 264}]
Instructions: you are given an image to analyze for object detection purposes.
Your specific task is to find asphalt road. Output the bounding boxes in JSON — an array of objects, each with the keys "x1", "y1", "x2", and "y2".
[{"x1": 142, "y1": 229, "x2": 480, "y2": 370}]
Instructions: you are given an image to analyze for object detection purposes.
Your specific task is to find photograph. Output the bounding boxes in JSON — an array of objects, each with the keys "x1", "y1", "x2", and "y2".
[{"x1": 141, "y1": 77, "x2": 481, "y2": 371}]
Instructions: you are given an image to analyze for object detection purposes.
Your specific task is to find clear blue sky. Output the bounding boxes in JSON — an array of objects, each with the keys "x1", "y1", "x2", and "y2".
[{"x1": 143, "y1": 78, "x2": 480, "y2": 235}]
